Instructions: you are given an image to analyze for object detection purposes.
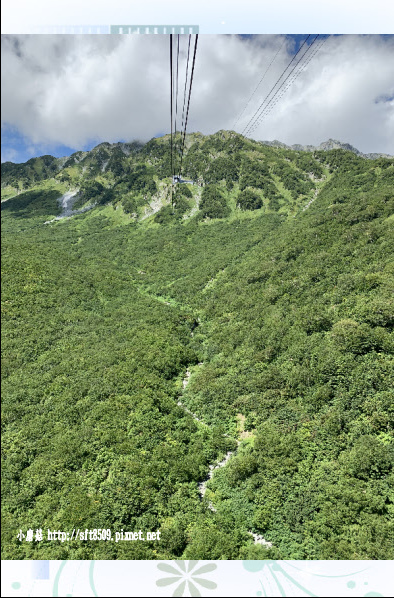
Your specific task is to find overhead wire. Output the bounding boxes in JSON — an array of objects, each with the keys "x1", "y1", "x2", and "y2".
[
  {"x1": 174, "y1": 34, "x2": 180, "y2": 177},
  {"x1": 245, "y1": 35, "x2": 320, "y2": 135},
  {"x1": 179, "y1": 35, "x2": 192, "y2": 167},
  {"x1": 247, "y1": 36, "x2": 326, "y2": 136},
  {"x1": 248, "y1": 37, "x2": 327, "y2": 135},
  {"x1": 241, "y1": 35, "x2": 312, "y2": 136},
  {"x1": 169, "y1": 34, "x2": 198, "y2": 196},
  {"x1": 170, "y1": 33, "x2": 174, "y2": 191},
  {"x1": 178, "y1": 34, "x2": 198, "y2": 182},
  {"x1": 170, "y1": 33, "x2": 324, "y2": 198},
  {"x1": 233, "y1": 37, "x2": 286, "y2": 130},
  {"x1": 242, "y1": 35, "x2": 314, "y2": 136}
]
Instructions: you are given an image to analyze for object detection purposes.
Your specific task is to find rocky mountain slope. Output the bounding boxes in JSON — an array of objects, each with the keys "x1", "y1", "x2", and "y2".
[
  {"x1": 259, "y1": 137, "x2": 392, "y2": 159},
  {"x1": 2, "y1": 130, "x2": 392, "y2": 224}
]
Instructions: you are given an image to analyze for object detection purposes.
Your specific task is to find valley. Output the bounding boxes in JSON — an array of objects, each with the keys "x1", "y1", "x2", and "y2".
[{"x1": 2, "y1": 131, "x2": 393, "y2": 560}]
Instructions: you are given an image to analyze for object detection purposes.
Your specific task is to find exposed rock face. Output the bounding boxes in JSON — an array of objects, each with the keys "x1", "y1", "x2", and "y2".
[{"x1": 259, "y1": 138, "x2": 392, "y2": 159}]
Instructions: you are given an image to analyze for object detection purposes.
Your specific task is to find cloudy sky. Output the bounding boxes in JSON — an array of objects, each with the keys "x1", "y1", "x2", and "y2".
[{"x1": 1, "y1": 33, "x2": 394, "y2": 162}]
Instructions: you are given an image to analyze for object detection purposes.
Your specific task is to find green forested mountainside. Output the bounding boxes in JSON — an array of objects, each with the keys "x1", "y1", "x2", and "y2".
[
  {"x1": 1, "y1": 131, "x2": 394, "y2": 560},
  {"x1": 1, "y1": 155, "x2": 65, "y2": 189}
]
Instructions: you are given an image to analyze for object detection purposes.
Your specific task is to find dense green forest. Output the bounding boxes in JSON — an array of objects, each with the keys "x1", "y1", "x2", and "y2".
[{"x1": 2, "y1": 130, "x2": 393, "y2": 560}]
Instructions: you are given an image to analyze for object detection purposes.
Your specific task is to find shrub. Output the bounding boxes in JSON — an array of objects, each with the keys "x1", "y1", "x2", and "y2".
[
  {"x1": 330, "y1": 319, "x2": 374, "y2": 354},
  {"x1": 342, "y1": 436, "x2": 393, "y2": 480}
]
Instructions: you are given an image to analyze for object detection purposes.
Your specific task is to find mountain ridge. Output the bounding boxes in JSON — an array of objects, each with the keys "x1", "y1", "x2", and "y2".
[
  {"x1": 1, "y1": 134, "x2": 392, "y2": 170},
  {"x1": 2, "y1": 130, "x2": 393, "y2": 226},
  {"x1": 259, "y1": 137, "x2": 392, "y2": 159}
]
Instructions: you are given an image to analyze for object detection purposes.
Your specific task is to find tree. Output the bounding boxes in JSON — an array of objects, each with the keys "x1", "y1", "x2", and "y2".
[
  {"x1": 199, "y1": 185, "x2": 230, "y2": 219},
  {"x1": 238, "y1": 189, "x2": 263, "y2": 211}
]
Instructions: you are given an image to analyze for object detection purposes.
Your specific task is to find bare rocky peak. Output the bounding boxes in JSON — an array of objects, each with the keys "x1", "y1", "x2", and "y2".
[{"x1": 259, "y1": 138, "x2": 392, "y2": 159}]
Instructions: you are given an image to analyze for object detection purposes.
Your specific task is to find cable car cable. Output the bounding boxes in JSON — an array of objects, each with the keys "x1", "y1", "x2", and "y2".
[
  {"x1": 233, "y1": 37, "x2": 286, "y2": 130},
  {"x1": 243, "y1": 35, "x2": 314, "y2": 136},
  {"x1": 170, "y1": 34, "x2": 174, "y2": 206},
  {"x1": 179, "y1": 34, "x2": 198, "y2": 181},
  {"x1": 250, "y1": 37, "x2": 327, "y2": 132},
  {"x1": 241, "y1": 34, "x2": 312, "y2": 136},
  {"x1": 247, "y1": 35, "x2": 324, "y2": 135},
  {"x1": 178, "y1": 34, "x2": 192, "y2": 175},
  {"x1": 174, "y1": 34, "x2": 180, "y2": 176},
  {"x1": 245, "y1": 35, "x2": 319, "y2": 136}
]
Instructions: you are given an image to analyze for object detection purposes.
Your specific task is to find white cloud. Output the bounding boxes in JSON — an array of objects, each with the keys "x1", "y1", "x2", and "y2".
[
  {"x1": 1, "y1": 146, "x2": 19, "y2": 163},
  {"x1": 1, "y1": 34, "x2": 394, "y2": 155}
]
